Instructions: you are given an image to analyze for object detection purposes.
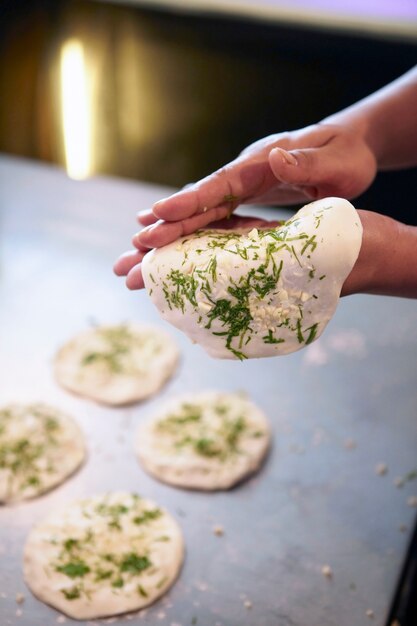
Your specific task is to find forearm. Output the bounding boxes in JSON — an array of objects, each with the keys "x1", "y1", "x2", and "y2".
[
  {"x1": 342, "y1": 210, "x2": 417, "y2": 298},
  {"x1": 323, "y1": 66, "x2": 417, "y2": 170}
]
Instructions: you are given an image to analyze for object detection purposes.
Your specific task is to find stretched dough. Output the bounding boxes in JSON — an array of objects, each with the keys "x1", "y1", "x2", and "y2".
[
  {"x1": 135, "y1": 391, "x2": 271, "y2": 490},
  {"x1": 54, "y1": 323, "x2": 179, "y2": 405},
  {"x1": 24, "y1": 492, "x2": 184, "y2": 620},
  {"x1": 142, "y1": 198, "x2": 362, "y2": 359},
  {"x1": 0, "y1": 403, "x2": 85, "y2": 503}
]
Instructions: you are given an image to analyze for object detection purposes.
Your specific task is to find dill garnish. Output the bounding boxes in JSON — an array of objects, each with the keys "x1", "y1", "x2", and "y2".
[
  {"x1": 160, "y1": 215, "x2": 324, "y2": 356},
  {"x1": 81, "y1": 325, "x2": 150, "y2": 375},
  {"x1": 262, "y1": 330, "x2": 285, "y2": 345},
  {"x1": 120, "y1": 553, "x2": 152, "y2": 575},
  {"x1": 56, "y1": 561, "x2": 90, "y2": 578}
]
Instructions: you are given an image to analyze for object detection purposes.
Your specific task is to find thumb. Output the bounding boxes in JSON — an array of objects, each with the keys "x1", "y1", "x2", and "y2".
[{"x1": 269, "y1": 146, "x2": 334, "y2": 188}]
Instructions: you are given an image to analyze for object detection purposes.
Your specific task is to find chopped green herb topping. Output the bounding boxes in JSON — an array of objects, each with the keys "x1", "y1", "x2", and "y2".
[
  {"x1": 0, "y1": 404, "x2": 66, "y2": 496},
  {"x1": 262, "y1": 330, "x2": 285, "y2": 345},
  {"x1": 133, "y1": 508, "x2": 162, "y2": 525},
  {"x1": 62, "y1": 586, "x2": 81, "y2": 600},
  {"x1": 137, "y1": 584, "x2": 148, "y2": 597},
  {"x1": 81, "y1": 324, "x2": 157, "y2": 375},
  {"x1": 56, "y1": 561, "x2": 90, "y2": 578},
  {"x1": 160, "y1": 216, "x2": 324, "y2": 357},
  {"x1": 157, "y1": 399, "x2": 249, "y2": 461},
  {"x1": 120, "y1": 553, "x2": 152, "y2": 575},
  {"x1": 156, "y1": 576, "x2": 168, "y2": 589},
  {"x1": 223, "y1": 194, "x2": 239, "y2": 203},
  {"x1": 305, "y1": 323, "x2": 319, "y2": 345},
  {"x1": 63, "y1": 538, "x2": 79, "y2": 552}
]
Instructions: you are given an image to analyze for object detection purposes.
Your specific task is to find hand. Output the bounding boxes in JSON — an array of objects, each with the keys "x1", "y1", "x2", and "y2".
[
  {"x1": 114, "y1": 123, "x2": 377, "y2": 289},
  {"x1": 133, "y1": 123, "x2": 376, "y2": 251},
  {"x1": 113, "y1": 215, "x2": 281, "y2": 289}
]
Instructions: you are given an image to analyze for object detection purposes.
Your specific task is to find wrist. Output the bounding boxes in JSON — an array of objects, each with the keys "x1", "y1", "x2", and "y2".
[{"x1": 342, "y1": 210, "x2": 417, "y2": 298}]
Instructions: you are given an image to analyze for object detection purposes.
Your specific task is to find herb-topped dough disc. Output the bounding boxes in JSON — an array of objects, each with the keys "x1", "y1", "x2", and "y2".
[
  {"x1": 54, "y1": 323, "x2": 179, "y2": 406},
  {"x1": 142, "y1": 197, "x2": 362, "y2": 360},
  {"x1": 24, "y1": 492, "x2": 184, "y2": 620},
  {"x1": 0, "y1": 404, "x2": 85, "y2": 503},
  {"x1": 135, "y1": 391, "x2": 271, "y2": 490}
]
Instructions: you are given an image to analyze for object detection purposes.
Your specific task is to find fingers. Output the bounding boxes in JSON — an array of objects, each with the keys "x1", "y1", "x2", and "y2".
[
  {"x1": 268, "y1": 124, "x2": 378, "y2": 201},
  {"x1": 113, "y1": 250, "x2": 146, "y2": 276},
  {"x1": 126, "y1": 263, "x2": 145, "y2": 290},
  {"x1": 135, "y1": 205, "x2": 231, "y2": 249},
  {"x1": 270, "y1": 147, "x2": 318, "y2": 184},
  {"x1": 151, "y1": 161, "x2": 248, "y2": 222},
  {"x1": 270, "y1": 145, "x2": 345, "y2": 198},
  {"x1": 137, "y1": 209, "x2": 158, "y2": 226}
]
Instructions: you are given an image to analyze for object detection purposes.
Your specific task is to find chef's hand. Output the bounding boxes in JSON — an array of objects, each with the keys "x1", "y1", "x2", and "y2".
[
  {"x1": 131, "y1": 123, "x2": 376, "y2": 251},
  {"x1": 113, "y1": 123, "x2": 376, "y2": 288},
  {"x1": 114, "y1": 215, "x2": 281, "y2": 289},
  {"x1": 129, "y1": 66, "x2": 416, "y2": 254}
]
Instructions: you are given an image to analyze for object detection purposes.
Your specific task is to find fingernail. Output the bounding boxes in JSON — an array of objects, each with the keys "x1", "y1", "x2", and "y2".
[
  {"x1": 272, "y1": 147, "x2": 298, "y2": 166},
  {"x1": 136, "y1": 224, "x2": 157, "y2": 244},
  {"x1": 153, "y1": 197, "x2": 168, "y2": 208}
]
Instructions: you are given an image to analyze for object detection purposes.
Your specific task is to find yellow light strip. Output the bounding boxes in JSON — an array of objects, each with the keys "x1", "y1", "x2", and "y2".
[{"x1": 60, "y1": 39, "x2": 91, "y2": 180}]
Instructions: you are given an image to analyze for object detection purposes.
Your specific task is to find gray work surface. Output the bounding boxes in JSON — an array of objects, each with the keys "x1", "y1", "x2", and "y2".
[{"x1": 0, "y1": 155, "x2": 416, "y2": 626}]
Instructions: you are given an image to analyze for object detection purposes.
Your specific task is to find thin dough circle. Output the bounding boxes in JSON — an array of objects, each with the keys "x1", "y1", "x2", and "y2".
[
  {"x1": 0, "y1": 403, "x2": 85, "y2": 504},
  {"x1": 54, "y1": 323, "x2": 179, "y2": 406},
  {"x1": 135, "y1": 391, "x2": 271, "y2": 490},
  {"x1": 24, "y1": 492, "x2": 184, "y2": 620}
]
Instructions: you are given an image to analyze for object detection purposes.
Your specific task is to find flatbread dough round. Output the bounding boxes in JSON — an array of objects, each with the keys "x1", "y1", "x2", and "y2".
[
  {"x1": 135, "y1": 391, "x2": 271, "y2": 490},
  {"x1": 24, "y1": 492, "x2": 184, "y2": 620},
  {"x1": 54, "y1": 323, "x2": 179, "y2": 406},
  {"x1": 141, "y1": 197, "x2": 363, "y2": 360},
  {"x1": 0, "y1": 403, "x2": 85, "y2": 503}
]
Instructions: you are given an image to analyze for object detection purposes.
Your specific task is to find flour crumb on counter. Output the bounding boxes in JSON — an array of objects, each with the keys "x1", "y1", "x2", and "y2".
[
  {"x1": 213, "y1": 524, "x2": 224, "y2": 537},
  {"x1": 15, "y1": 592, "x2": 25, "y2": 604},
  {"x1": 321, "y1": 565, "x2": 333, "y2": 579},
  {"x1": 344, "y1": 439, "x2": 357, "y2": 450},
  {"x1": 366, "y1": 609, "x2": 375, "y2": 619},
  {"x1": 375, "y1": 463, "x2": 388, "y2": 476},
  {"x1": 243, "y1": 600, "x2": 253, "y2": 610},
  {"x1": 394, "y1": 477, "x2": 404, "y2": 488},
  {"x1": 56, "y1": 616, "x2": 66, "y2": 624},
  {"x1": 15, "y1": 609, "x2": 23, "y2": 617}
]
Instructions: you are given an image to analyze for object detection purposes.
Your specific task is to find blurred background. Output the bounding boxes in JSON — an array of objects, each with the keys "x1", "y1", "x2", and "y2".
[{"x1": 0, "y1": 0, "x2": 416, "y2": 220}]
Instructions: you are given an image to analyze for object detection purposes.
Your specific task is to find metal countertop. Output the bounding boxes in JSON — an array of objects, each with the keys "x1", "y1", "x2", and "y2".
[{"x1": 0, "y1": 156, "x2": 416, "y2": 626}]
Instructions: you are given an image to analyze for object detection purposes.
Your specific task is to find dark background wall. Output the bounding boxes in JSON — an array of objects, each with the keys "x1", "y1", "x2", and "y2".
[{"x1": 0, "y1": 0, "x2": 416, "y2": 222}]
